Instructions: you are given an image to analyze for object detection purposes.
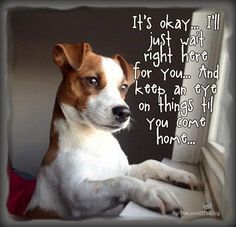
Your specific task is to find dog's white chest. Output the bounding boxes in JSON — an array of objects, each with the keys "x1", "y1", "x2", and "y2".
[
  {"x1": 83, "y1": 140, "x2": 129, "y2": 180},
  {"x1": 55, "y1": 119, "x2": 129, "y2": 181}
]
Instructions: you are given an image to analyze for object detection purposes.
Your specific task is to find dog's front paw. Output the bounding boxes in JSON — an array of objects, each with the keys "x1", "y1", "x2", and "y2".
[
  {"x1": 167, "y1": 170, "x2": 202, "y2": 190},
  {"x1": 133, "y1": 186, "x2": 183, "y2": 216}
]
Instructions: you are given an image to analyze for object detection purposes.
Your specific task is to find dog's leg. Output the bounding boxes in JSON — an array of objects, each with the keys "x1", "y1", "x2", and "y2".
[
  {"x1": 61, "y1": 176, "x2": 182, "y2": 217},
  {"x1": 128, "y1": 160, "x2": 202, "y2": 190}
]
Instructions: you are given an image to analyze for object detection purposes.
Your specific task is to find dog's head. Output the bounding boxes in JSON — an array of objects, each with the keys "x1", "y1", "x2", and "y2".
[{"x1": 53, "y1": 43, "x2": 139, "y2": 132}]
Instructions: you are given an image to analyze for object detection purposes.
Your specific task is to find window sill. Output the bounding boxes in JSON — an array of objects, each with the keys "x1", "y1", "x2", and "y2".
[
  {"x1": 120, "y1": 158, "x2": 221, "y2": 221},
  {"x1": 206, "y1": 141, "x2": 225, "y2": 168},
  {"x1": 200, "y1": 146, "x2": 225, "y2": 217}
]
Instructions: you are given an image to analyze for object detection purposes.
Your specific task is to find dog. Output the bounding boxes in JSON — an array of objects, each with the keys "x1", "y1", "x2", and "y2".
[{"x1": 25, "y1": 43, "x2": 201, "y2": 219}]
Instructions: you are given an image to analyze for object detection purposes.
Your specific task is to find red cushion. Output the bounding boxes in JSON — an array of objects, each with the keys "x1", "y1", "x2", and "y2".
[{"x1": 7, "y1": 164, "x2": 36, "y2": 217}]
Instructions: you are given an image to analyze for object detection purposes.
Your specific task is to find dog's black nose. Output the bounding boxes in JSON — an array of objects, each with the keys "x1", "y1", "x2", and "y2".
[{"x1": 112, "y1": 106, "x2": 130, "y2": 123}]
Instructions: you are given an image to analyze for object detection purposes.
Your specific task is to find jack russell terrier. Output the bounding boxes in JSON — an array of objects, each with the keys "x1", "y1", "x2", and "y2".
[{"x1": 25, "y1": 43, "x2": 201, "y2": 219}]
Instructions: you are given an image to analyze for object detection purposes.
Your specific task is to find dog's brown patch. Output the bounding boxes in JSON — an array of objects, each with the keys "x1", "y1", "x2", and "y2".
[
  {"x1": 113, "y1": 54, "x2": 140, "y2": 99},
  {"x1": 113, "y1": 54, "x2": 139, "y2": 85},
  {"x1": 41, "y1": 136, "x2": 59, "y2": 167},
  {"x1": 41, "y1": 101, "x2": 62, "y2": 166},
  {"x1": 53, "y1": 43, "x2": 92, "y2": 72},
  {"x1": 57, "y1": 52, "x2": 106, "y2": 111},
  {"x1": 25, "y1": 206, "x2": 59, "y2": 219}
]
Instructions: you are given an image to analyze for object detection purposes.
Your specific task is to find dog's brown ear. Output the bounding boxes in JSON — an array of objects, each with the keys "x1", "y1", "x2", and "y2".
[
  {"x1": 113, "y1": 54, "x2": 140, "y2": 85},
  {"x1": 52, "y1": 43, "x2": 92, "y2": 71}
]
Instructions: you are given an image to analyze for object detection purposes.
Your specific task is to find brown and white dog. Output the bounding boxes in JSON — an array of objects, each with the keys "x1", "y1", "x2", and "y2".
[{"x1": 25, "y1": 43, "x2": 201, "y2": 219}]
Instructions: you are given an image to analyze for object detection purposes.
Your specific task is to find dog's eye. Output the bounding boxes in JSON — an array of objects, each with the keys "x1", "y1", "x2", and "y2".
[
  {"x1": 120, "y1": 84, "x2": 128, "y2": 93},
  {"x1": 86, "y1": 77, "x2": 98, "y2": 86}
]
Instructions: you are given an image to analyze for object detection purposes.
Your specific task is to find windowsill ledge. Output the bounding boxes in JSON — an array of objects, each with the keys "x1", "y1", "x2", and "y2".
[{"x1": 120, "y1": 158, "x2": 222, "y2": 222}]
